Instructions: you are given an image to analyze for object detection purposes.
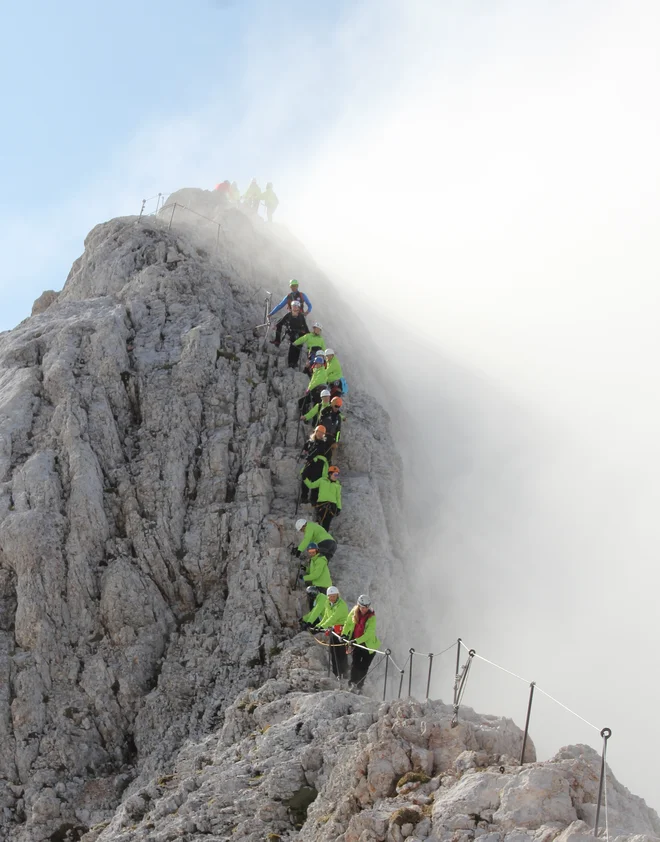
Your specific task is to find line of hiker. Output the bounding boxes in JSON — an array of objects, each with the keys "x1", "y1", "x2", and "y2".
[
  {"x1": 213, "y1": 178, "x2": 279, "y2": 222},
  {"x1": 267, "y1": 277, "x2": 381, "y2": 694}
]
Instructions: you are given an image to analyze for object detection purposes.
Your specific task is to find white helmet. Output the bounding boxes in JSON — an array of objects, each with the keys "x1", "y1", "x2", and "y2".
[
  {"x1": 291, "y1": 300, "x2": 301, "y2": 308},
  {"x1": 295, "y1": 518, "x2": 307, "y2": 531},
  {"x1": 326, "y1": 586, "x2": 339, "y2": 596},
  {"x1": 325, "y1": 348, "x2": 335, "y2": 356},
  {"x1": 357, "y1": 594, "x2": 371, "y2": 607},
  {"x1": 313, "y1": 322, "x2": 323, "y2": 329},
  {"x1": 315, "y1": 350, "x2": 326, "y2": 356},
  {"x1": 320, "y1": 389, "x2": 331, "y2": 398}
]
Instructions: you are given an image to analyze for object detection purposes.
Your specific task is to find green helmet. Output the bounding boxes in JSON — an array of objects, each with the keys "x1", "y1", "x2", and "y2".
[{"x1": 289, "y1": 279, "x2": 299, "y2": 287}]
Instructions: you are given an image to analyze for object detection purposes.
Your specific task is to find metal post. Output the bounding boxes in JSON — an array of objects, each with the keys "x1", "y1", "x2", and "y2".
[
  {"x1": 453, "y1": 638, "x2": 462, "y2": 704},
  {"x1": 451, "y1": 649, "x2": 475, "y2": 728},
  {"x1": 520, "y1": 682, "x2": 536, "y2": 765},
  {"x1": 425, "y1": 653, "x2": 434, "y2": 700},
  {"x1": 156, "y1": 193, "x2": 162, "y2": 213},
  {"x1": 397, "y1": 667, "x2": 405, "y2": 699},
  {"x1": 216, "y1": 224, "x2": 221, "y2": 253},
  {"x1": 168, "y1": 203, "x2": 177, "y2": 230},
  {"x1": 594, "y1": 728, "x2": 612, "y2": 837},
  {"x1": 139, "y1": 199, "x2": 146, "y2": 220},
  {"x1": 408, "y1": 648, "x2": 415, "y2": 697},
  {"x1": 327, "y1": 644, "x2": 332, "y2": 677},
  {"x1": 383, "y1": 650, "x2": 391, "y2": 701}
]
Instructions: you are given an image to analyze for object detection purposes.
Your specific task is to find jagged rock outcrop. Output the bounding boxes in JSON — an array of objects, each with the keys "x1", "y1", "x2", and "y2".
[
  {"x1": 0, "y1": 206, "x2": 410, "y2": 841},
  {"x1": 0, "y1": 194, "x2": 656, "y2": 841}
]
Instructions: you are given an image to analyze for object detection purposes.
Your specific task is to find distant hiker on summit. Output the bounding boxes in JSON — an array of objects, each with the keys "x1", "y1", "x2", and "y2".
[
  {"x1": 262, "y1": 182, "x2": 279, "y2": 222},
  {"x1": 243, "y1": 178, "x2": 262, "y2": 213}
]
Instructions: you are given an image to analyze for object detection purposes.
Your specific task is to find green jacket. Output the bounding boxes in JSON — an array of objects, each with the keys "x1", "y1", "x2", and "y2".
[
  {"x1": 303, "y1": 554, "x2": 331, "y2": 589},
  {"x1": 317, "y1": 596, "x2": 349, "y2": 630},
  {"x1": 308, "y1": 365, "x2": 329, "y2": 391},
  {"x1": 244, "y1": 181, "x2": 261, "y2": 200},
  {"x1": 304, "y1": 399, "x2": 330, "y2": 422},
  {"x1": 302, "y1": 592, "x2": 328, "y2": 625},
  {"x1": 294, "y1": 332, "x2": 325, "y2": 352},
  {"x1": 297, "y1": 521, "x2": 334, "y2": 553},
  {"x1": 325, "y1": 357, "x2": 343, "y2": 382},
  {"x1": 261, "y1": 187, "x2": 279, "y2": 209},
  {"x1": 342, "y1": 607, "x2": 382, "y2": 653},
  {"x1": 304, "y1": 476, "x2": 342, "y2": 509}
]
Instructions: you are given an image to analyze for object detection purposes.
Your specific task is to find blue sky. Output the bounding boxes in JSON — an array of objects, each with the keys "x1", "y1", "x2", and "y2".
[{"x1": 0, "y1": 0, "x2": 358, "y2": 329}]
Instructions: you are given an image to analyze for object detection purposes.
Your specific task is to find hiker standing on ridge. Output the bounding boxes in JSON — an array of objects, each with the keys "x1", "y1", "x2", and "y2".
[
  {"x1": 271, "y1": 299, "x2": 309, "y2": 368},
  {"x1": 300, "y1": 425, "x2": 333, "y2": 504},
  {"x1": 293, "y1": 322, "x2": 325, "y2": 373},
  {"x1": 319, "y1": 396, "x2": 343, "y2": 445},
  {"x1": 300, "y1": 586, "x2": 328, "y2": 628},
  {"x1": 302, "y1": 388, "x2": 331, "y2": 424},
  {"x1": 243, "y1": 178, "x2": 262, "y2": 213},
  {"x1": 343, "y1": 594, "x2": 382, "y2": 693},
  {"x1": 269, "y1": 279, "x2": 312, "y2": 322},
  {"x1": 298, "y1": 355, "x2": 328, "y2": 415},
  {"x1": 299, "y1": 543, "x2": 332, "y2": 608},
  {"x1": 262, "y1": 182, "x2": 279, "y2": 222},
  {"x1": 305, "y1": 465, "x2": 342, "y2": 530},
  {"x1": 229, "y1": 181, "x2": 241, "y2": 203},
  {"x1": 324, "y1": 349, "x2": 344, "y2": 397},
  {"x1": 316, "y1": 585, "x2": 349, "y2": 679},
  {"x1": 293, "y1": 517, "x2": 337, "y2": 559}
]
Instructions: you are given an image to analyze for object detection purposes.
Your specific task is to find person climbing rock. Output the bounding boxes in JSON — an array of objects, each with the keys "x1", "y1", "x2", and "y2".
[
  {"x1": 343, "y1": 594, "x2": 382, "y2": 693},
  {"x1": 229, "y1": 181, "x2": 241, "y2": 203},
  {"x1": 293, "y1": 322, "x2": 325, "y2": 372},
  {"x1": 319, "y1": 396, "x2": 344, "y2": 445},
  {"x1": 305, "y1": 465, "x2": 342, "y2": 531},
  {"x1": 268, "y1": 279, "x2": 312, "y2": 320},
  {"x1": 214, "y1": 180, "x2": 231, "y2": 198},
  {"x1": 262, "y1": 182, "x2": 279, "y2": 222},
  {"x1": 300, "y1": 544, "x2": 331, "y2": 608},
  {"x1": 300, "y1": 425, "x2": 333, "y2": 504},
  {"x1": 316, "y1": 585, "x2": 349, "y2": 679},
  {"x1": 302, "y1": 389, "x2": 331, "y2": 424},
  {"x1": 298, "y1": 355, "x2": 328, "y2": 415},
  {"x1": 243, "y1": 178, "x2": 262, "y2": 213},
  {"x1": 294, "y1": 518, "x2": 337, "y2": 559},
  {"x1": 324, "y1": 349, "x2": 344, "y2": 397},
  {"x1": 300, "y1": 586, "x2": 328, "y2": 628},
  {"x1": 271, "y1": 300, "x2": 309, "y2": 367}
]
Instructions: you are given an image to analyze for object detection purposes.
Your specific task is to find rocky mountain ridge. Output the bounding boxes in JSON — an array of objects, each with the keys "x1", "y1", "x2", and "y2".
[{"x1": 0, "y1": 191, "x2": 656, "y2": 841}]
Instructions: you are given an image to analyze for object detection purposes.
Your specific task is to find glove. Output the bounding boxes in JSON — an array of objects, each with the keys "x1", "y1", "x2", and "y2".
[
  {"x1": 291, "y1": 547, "x2": 300, "y2": 558},
  {"x1": 298, "y1": 572, "x2": 306, "y2": 582}
]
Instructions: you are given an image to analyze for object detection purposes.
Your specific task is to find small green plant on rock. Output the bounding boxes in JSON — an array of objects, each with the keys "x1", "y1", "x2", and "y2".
[
  {"x1": 390, "y1": 806, "x2": 422, "y2": 827},
  {"x1": 397, "y1": 771, "x2": 431, "y2": 788}
]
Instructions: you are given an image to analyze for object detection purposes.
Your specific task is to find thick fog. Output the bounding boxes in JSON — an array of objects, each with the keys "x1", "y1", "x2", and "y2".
[{"x1": 284, "y1": 0, "x2": 660, "y2": 808}]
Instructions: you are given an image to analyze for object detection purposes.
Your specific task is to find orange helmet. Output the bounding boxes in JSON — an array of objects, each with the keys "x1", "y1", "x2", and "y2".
[
  {"x1": 315, "y1": 425, "x2": 326, "y2": 436},
  {"x1": 331, "y1": 397, "x2": 343, "y2": 407},
  {"x1": 328, "y1": 466, "x2": 340, "y2": 475}
]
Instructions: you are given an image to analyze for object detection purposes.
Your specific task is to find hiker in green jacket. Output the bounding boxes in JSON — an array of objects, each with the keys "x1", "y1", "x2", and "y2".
[
  {"x1": 324, "y1": 348, "x2": 344, "y2": 397},
  {"x1": 343, "y1": 594, "x2": 382, "y2": 692},
  {"x1": 301, "y1": 587, "x2": 328, "y2": 628},
  {"x1": 305, "y1": 464, "x2": 342, "y2": 531},
  {"x1": 243, "y1": 178, "x2": 262, "y2": 213},
  {"x1": 302, "y1": 389, "x2": 331, "y2": 424},
  {"x1": 294, "y1": 518, "x2": 337, "y2": 559},
  {"x1": 298, "y1": 356, "x2": 329, "y2": 415},
  {"x1": 316, "y1": 585, "x2": 349, "y2": 679},
  {"x1": 300, "y1": 544, "x2": 331, "y2": 608},
  {"x1": 294, "y1": 322, "x2": 326, "y2": 374}
]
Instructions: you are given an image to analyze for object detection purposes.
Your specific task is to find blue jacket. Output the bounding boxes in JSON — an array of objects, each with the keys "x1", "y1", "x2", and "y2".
[{"x1": 269, "y1": 292, "x2": 312, "y2": 317}]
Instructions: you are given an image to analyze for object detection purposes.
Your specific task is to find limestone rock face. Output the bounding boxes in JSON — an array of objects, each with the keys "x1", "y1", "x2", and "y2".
[
  {"x1": 0, "y1": 194, "x2": 656, "y2": 842},
  {"x1": 0, "y1": 207, "x2": 410, "y2": 841}
]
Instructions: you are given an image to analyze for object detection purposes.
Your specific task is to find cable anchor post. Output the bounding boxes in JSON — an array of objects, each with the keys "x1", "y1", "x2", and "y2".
[
  {"x1": 451, "y1": 649, "x2": 475, "y2": 728},
  {"x1": 425, "y1": 652, "x2": 434, "y2": 700},
  {"x1": 594, "y1": 728, "x2": 612, "y2": 837},
  {"x1": 168, "y1": 203, "x2": 177, "y2": 230},
  {"x1": 408, "y1": 648, "x2": 415, "y2": 698},
  {"x1": 138, "y1": 199, "x2": 146, "y2": 221},
  {"x1": 520, "y1": 681, "x2": 536, "y2": 765},
  {"x1": 397, "y1": 663, "x2": 405, "y2": 700},
  {"x1": 453, "y1": 638, "x2": 462, "y2": 705},
  {"x1": 383, "y1": 649, "x2": 391, "y2": 701}
]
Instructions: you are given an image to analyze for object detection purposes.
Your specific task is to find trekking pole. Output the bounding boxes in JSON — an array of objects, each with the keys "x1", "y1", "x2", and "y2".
[{"x1": 295, "y1": 412, "x2": 303, "y2": 448}]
